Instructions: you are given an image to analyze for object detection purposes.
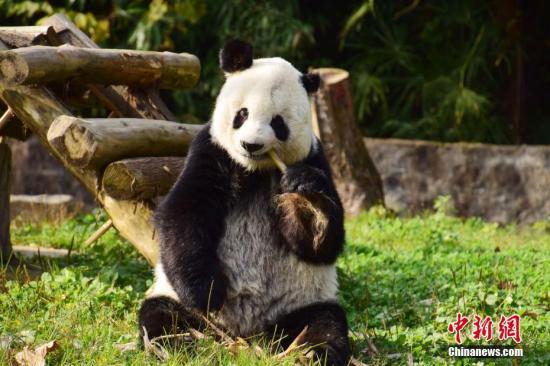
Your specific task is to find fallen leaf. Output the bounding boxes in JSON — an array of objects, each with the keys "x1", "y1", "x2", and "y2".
[
  {"x1": 15, "y1": 340, "x2": 58, "y2": 366},
  {"x1": 521, "y1": 310, "x2": 538, "y2": 319},
  {"x1": 189, "y1": 328, "x2": 206, "y2": 340},
  {"x1": 0, "y1": 335, "x2": 13, "y2": 350},
  {"x1": 349, "y1": 356, "x2": 368, "y2": 366},
  {"x1": 114, "y1": 341, "x2": 138, "y2": 353},
  {"x1": 497, "y1": 280, "x2": 514, "y2": 290}
]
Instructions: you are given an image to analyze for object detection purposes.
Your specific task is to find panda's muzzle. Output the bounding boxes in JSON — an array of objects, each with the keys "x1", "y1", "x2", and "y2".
[{"x1": 241, "y1": 142, "x2": 264, "y2": 153}]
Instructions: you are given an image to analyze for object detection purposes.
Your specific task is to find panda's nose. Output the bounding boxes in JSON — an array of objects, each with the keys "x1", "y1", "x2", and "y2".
[{"x1": 241, "y1": 142, "x2": 264, "y2": 153}]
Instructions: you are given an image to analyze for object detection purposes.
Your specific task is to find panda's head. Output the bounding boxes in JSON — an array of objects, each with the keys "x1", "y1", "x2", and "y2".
[{"x1": 210, "y1": 39, "x2": 320, "y2": 171}]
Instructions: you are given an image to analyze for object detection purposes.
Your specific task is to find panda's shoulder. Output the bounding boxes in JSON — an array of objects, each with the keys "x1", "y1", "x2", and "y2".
[
  {"x1": 188, "y1": 122, "x2": 229, "y2": 161},
  {"x1": 302, "y1": 138, "x2": 330, "y2": 171},
  {"x1": 190, "y1": 122, "x2": 215, "y2": 151}
]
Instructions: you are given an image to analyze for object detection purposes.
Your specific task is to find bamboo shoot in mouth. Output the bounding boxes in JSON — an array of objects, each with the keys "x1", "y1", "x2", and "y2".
[{"x1": 268, "y1": 150, "x2": 287, "y2": 173}]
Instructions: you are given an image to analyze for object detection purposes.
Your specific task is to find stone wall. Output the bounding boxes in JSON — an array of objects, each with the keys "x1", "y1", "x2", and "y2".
[
  {"x1": 365, "y1": 138, "x2": 550, "y2": 224},
  {"x1": 8, "y1": 137, "x2": 93, "y2": 206}
]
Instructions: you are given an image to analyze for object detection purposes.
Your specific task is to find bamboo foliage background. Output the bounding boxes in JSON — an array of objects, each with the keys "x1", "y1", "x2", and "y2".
[{"x1": 1, "y1": 0, "x2": 548, "y2": 144}]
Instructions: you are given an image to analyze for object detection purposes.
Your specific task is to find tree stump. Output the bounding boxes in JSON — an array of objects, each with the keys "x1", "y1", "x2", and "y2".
[
  {"x1": 0, "y1": 140, "x2": 12, "y2": 263},
  {"x1": 311, "y1": 68, "x2": 385, "y2": 215}
]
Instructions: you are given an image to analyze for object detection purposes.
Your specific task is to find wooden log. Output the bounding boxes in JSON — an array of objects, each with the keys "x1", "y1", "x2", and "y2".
[
  {"x1": 311, "y1": 68, "x2": 385, "y2": 215},
  {"x1": 47, "y1": 116, "x2": 201, "y2": 170},
  {"x1": 0, "y1": 26, "x2": 55, "y2": 48},
  {"x1": 10, "y1": 194, "x2": 77, "y2": 224},
  {"x1": 102, "y1": 157, "x2": 185, "y2": 200},
  {"x1": 102, "y1": 196, "x2": 158, "y2": 264},
  {"x1": 13, "y1": 245, "x2": 69, "y2": 259},
  {"x1": 42, "y1": 14, "x2": 179, "y2": 121},
  {"x1": 0, "y1": 141, "x2": 12, "y2": 263},
  {"x1": 0, "y1": 45, "x2": 200, "y2": 90},
  {"x1": 84, "y1": 219, "x2": 113, "y2": 246}
]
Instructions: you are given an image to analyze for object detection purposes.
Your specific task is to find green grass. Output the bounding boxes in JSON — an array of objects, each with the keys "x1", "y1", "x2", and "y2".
[{"x1": 1, "y1": 203, "x2": 549, "y2": 365}]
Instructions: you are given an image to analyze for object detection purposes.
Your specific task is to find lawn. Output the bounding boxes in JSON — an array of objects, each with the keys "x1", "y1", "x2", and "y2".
[{"x1": 1, "y1": 201, "x2": 549, "y2": 365}]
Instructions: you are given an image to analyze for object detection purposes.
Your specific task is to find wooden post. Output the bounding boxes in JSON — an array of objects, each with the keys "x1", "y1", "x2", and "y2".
[
  {"x1": 0, "y1": 140, "x2": 12, "y2": 263},
  {"x1": 311, "y1": 68, "x2": 385, "y2": 215}
]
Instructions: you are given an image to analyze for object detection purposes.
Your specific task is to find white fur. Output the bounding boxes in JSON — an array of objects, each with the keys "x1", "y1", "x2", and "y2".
[
  {"x1": 146, "y1": 262, "x2": 179, "y2": 301},
  {"x1": 211, "y1": 57, "x2": 315, "y2": 171},
  {"x1": 215, "y1": 184, "x2": 338, "y2": 336}
]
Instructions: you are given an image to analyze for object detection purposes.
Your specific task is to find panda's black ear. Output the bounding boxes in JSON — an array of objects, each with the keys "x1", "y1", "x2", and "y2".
[
  {"x1": 219, "y1": 39, "x2": 254, "y2": 73},
  {"x1": 301, "y1": 73, "x2": 321, "y2": 94}
]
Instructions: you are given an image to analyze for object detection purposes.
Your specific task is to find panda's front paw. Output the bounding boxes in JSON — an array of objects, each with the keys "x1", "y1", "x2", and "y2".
[{"x1": 280, "y1": 163, "x2": 328, "y2": 195}]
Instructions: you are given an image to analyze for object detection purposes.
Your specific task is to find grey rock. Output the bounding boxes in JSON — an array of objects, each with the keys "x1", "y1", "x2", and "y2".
[{"x1": 365, "y1": 138, "x2": 550, "y2": 224}]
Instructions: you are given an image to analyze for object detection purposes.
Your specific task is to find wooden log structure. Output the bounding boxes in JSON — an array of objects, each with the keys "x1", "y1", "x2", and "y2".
[
  {"x1": 0, "y1": 45, "x2": 200, "y2": 89},
  {"x1": 311, "y1": 67, "x2": 385, "y2": 215},
  {"x1": 0, "y1": 26, "x2": 55, "y2": 48},
  {"x1": 47, "y1": 116, "x2": 200, "y2": 170},
  {"x1": 102, "y1": 157, "x2": 185, "y2": 200},
  {"x1": 0, "y1": 83, "x2": 161, "y2": 263},
  {"x1": 43, "y1": 13, "x2": 178, "y2": 121},
  {"x1": 0, "y1": 36, "x2": 162, "y2": 264}
]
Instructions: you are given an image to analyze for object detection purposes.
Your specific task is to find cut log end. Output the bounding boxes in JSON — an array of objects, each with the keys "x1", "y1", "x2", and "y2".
[
  {"x1": 0, "y1": 51, "x2": 29, "y2": 85},
  {"x1": 47, "y1": 116, "x2": 95, "y2": 167},
  {"x1": 102, "y1": 157, "x2": 185, "y2": 200},
  {"x1": 315, "y1": 68, "x2": 349, "y2": 85}
]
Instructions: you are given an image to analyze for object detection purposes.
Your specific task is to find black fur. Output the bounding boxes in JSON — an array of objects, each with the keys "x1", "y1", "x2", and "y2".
[
  {"x1": 267, "y1": 301, "x2": 350, "y2": 366},
  {"x1": 278, "y1": 143, "x2": 345, "y2": 264},
  {"x1": 138, "y1": 296, "x2": 203, "y2": 341},
  {"x1": 270, "y1": 115, "x2": 290, "y2": 141},
  {"x1": 220, "y1": 39, "x2": 254, "y2": 73},
  {"x1": 301, "y1": 72, "x2": 321, "y2": 94},
  {"x1": 233, "y1": 107, "x2": 248, "y2": 129},
  {"x1": 154, "y1": 124, "x2": 232, "y2": 312}
]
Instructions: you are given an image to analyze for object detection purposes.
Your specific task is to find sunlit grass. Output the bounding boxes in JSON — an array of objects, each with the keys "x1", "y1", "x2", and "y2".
[{"x1": 1, "y1": 203, "x2": 549, "y2": 365}]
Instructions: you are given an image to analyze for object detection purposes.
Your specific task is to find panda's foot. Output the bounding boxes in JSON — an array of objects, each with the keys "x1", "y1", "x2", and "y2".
[
  {"x1": 267, "y1": 301, "x2": 350, "y2": 366},
  {"x1": 138, "y1": 296, "x2": 203, "y2": 347}
]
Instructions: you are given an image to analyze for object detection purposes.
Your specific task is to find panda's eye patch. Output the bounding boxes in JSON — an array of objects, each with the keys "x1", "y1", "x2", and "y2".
[
  {"x1": 270, "y1": 115, "x2": 289, "y2": 141},
  {"x1": 233, "y1": 108, "x2": 248, "y2": 129}
]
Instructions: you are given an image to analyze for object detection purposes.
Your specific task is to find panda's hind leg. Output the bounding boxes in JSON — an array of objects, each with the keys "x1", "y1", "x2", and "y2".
[
  {"x1": 138, "y1": 296, "x2": 202, "y2": 346},
  {"x1": 267, "y1": 301, "x2": 350, "y2": 366}
]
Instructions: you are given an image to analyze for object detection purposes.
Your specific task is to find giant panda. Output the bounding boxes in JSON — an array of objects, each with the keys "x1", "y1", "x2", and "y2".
[{"x1": 139, "y1": 39, "x2": 350, "y2": 366}]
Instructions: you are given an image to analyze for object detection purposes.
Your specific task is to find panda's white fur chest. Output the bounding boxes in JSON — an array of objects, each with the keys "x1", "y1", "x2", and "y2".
[{"x1": 215, "y1": 180, "x2": 338, "y2": 336}]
